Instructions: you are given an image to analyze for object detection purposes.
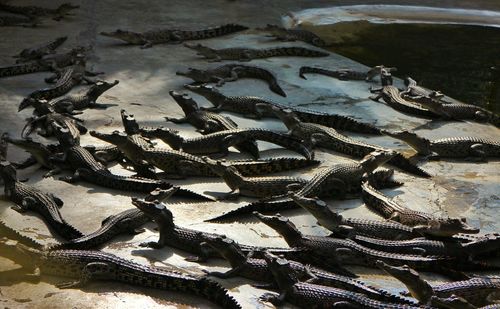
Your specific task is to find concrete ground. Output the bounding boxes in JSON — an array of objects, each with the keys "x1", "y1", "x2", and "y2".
[{"x1": 0, "y1": 1, "x2": 499, "y2": 308}]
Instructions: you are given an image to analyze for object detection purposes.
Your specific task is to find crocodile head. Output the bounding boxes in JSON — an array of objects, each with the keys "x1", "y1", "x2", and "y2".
[
  {"x1": 4, "y1": 137, "x2": 52, "y2": 167},
  {"x1": 1, "y1": 238, "x2": 40, "y2": 270},
  {"x1": 0, "y1": 161, "x2": 17, "y2": 182},
  {"x1": 380, "y1": 130, "x2": 432, "y2": 156},
  {"x1": 89, "y1": 130, "x2": 128, "y2": 147},
  {"x1": 131, "y1": 197, "x2": 175, "y2": 228},
  {"x1": 184, "y1": 83, "x2": 219, "y2": 95},
  {"x1": 176, "y1": 68, "x2": 212, "y2": 83},
  {"x1": 201, "y1": 236, "x2": 247, "y2": 266},
  {"x1": 52, "y1": 122, "x2": 78, "y2": 147},
  {"x1": 262, "y1": 250, "x2": 299, "y2": 290},
  {"x1": 18, "y1": 97, "x2": 38, "y2": 112},
  {"x1": 271, "y1": 107, "x2": 301, "y2": 129},
  {"x1": 201, "y1": 157, "x2": 229, "y2": 175},
  {"x1": 100, "y1": 29, "x2": 147, "y2": 45},
  {"x1": 253, "y1": 212, "x2": 302, "y2": 244},
  {"x1": 145, "y1": 187, "x2": 179, "y2": 202},
  {"x1": 87, "y1": 80, "x2": 119, "y2": 101},
  {"x1": 184, "y1": 43, "x2": 217, "y2": 58},
  {"x1": 376, "y1": 260, "x2": 434, "y2": 303},
  {"x1": 138, "y1": 127, "x2": 183, "y2": 148},
  {"x1": 53, "y1": 3, "x2": 80, "y2": 20},
  {"x1": 360, "y1": 150, "x2": 397, "y2": 174},
  {"x1": 120, "y1": 109, "x2": 140, "y2": 135},
  {"x1": 413, "y1": 217, "x2": 479, "y2": 237},
  {"x1": 289, "y1": 193, "x2": 347, "y2": 232},
  {"x1": 169, "y1": 90, "x2": 199, "y2": 115}
]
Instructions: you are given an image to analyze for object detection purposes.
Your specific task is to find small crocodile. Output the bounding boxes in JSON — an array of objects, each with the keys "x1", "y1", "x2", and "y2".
[
  {"x1": 100, "y1": 23, "x2": 248, "y2": 48},
  {"x1": 0, "y1": 2, "x2": 79, "y2": 21},
  {"x1": 361, "y1": 179, "x2": 479, "y2": 237},
  {"x1": 259, "y1": 251, "x2": 422, "y2": 308},
  {"x1": 22, "y1": 110, "x2": 87, "y2": 143},
  {"x1": 377, "y1": 261, "x2": 500, "y2": 307},
  {"x1": 289, "y1": 193, "x2": 420, "y2": 241},
  {"x1": 201, "y1": 157, "x2": 307, "y2": 199},
  {"x1": 177, "y1": 64, "x2": 286, "y2": 96},
  {"x1": 201, "y1": 236, "x2": 415, "y2": 304},
  {"x1": 6, "y1": 241, "x2": 242, "y2": 309},
  {"x1": 258, "y1": 24, "x2": 327, "y2": 47},
  {"x1": 206, "y1": 151, "x2": 397, "y2": 222},
  {"x1": 139, "y1": 126, "x2": 314, "y2": 160},
  {"x1": 401, "y1": 77, "x2": 446, "y2": 102},
  {"x1": 273, "y1": 107, "x2": 430, "y2": 177},
  {"x1": 0, "y1": 161, "x2": 83, "y2": 240},
  {"x1": 13, "y1": 36, "x2": 67, "y2": 63},
  {"x1": 299, "y1": 65, "x2": 396, "y2": 81},
  {"x1": 185, "y1": 84, "x2": 381, "y2": 134},
  {"x1": 382, "y1": 129, "x2": 500, "y2": 160},
  {"x1": 4, "y1": 136, "x2": 60, "y2": 176},
  {"x1": 47, "y1": 79, "x2": 119, "y2": 114},
  {"x1": 370, "y1": 85, "x2": 439, "y2": 118},
  {"x1": 184, "y1": 43, "x2": 329, "y2": 62}
]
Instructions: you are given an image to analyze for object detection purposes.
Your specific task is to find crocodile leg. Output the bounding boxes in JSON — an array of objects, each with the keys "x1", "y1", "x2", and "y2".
[
  {"x1": 469, "y1": 144, "x2": 487, "y2": 161},
  {"x1": 260, "y1": 291, "x2": 287, "y2": 306},
  {"x1": 56, "y1": 262, "x2": 112, "y2": 289},
  {"x1": 164, "y1": 116, "x2": 188, "y2": 124},
  {"x1": 204, "y1": 267, "x2": 242, "y2": 279}
]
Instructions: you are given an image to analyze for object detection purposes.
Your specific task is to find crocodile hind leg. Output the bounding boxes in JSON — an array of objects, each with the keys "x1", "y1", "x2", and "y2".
[
  {"x1": 56, "y1": 262, "x2": 113, "y2": 289},
  {"x1": 260, "y1": 292, "x2": 287, "y2": 306}
]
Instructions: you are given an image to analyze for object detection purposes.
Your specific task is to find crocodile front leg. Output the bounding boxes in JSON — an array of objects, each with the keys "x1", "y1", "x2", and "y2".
[
  {"x1": 11, "y1": 197, "x2": 36, "y2": 213},
  {"x1": 260, "y1": 291, "x2": 287, "y2": 306},
  {"x1": 203, "y1": 267, "x2": 242, "y2": 279},
  {"x1": 164, "y1": 116, "x2": 187, "y2": 124},
  {"x1": 56, "y1": 262, "x2": 112, "y2": 289},
  {"x1": 469, "y1": 144, "x2": 487, "y2": 162}
]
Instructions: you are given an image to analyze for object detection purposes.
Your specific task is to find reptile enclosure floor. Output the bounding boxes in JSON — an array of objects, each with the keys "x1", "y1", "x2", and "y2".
[{"x1": 0, "y1": 0, "x2": 499, "y2": 308}]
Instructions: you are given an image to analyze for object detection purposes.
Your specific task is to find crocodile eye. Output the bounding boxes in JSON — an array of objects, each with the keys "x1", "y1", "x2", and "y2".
[{"x1": 460, "y1": 217, "x2": 466, "y2": 222}]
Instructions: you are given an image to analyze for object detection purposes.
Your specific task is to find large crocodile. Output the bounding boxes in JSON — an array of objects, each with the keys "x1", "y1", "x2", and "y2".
[
  {"x1": 177, "y1": 64, "x2": 286, "y2": 96},
  {"x1": 2, "y1": 240, "x2": 242, "y2": 309},
  {"x1": 361, "y1": 179, "x2": 479, "y2": 237},
  {"x1": 258, "y1": 24, "x2": 327, "y2": 47},
  {"x1": 382, "y1": 129, "x2": 500, "y2": 160},
  {"x1": 259, "y1": 251, "x2": 422, "y2": 308},
  {"x1": 100, "y1": 23, "x2": 248, "y2": 48},
  {"x1": 184, "y1": 43, "x2": 329, "y2": 62},
  {"x1": 0, "y1": 161, "x2": 83, "y2": 240},
  {"x1": 0, "y1": 2, "x2": 79, "y2": 21},
  {"x1": 299, "y1": 65, "x2": 396, "y2": 81},
  {"x1": 377, "y1": 261, "x2": 500, "y2": 307},
  {"x1": 138, "y1": 126, "x2": 314, "y2": 160},
  {"x1": 201, "y1": 236, "x2": 415, "y2": 305},
  {"x1": 206, "y1": 151, "x2": 397, "y2": 222},
  {"x1": 273, "y1": 107, "x2": 430, "y2": 177},
  {"x1": 13, "y1": 36, "x2": 67, "y2": 63},
  {"x1": 370, "y1": 85, "x2": 439, "y2": 118},
  {"x1": 185, "y1": 84, "x2": 381, "y2": 134}
]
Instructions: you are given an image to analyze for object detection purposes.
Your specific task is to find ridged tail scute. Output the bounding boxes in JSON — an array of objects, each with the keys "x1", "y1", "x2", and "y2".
[
  {"x1": 197, "y1": 277, "x2": 242, "y2": 309},
  {"x1": 296, "y1": 112, "x2": 382, "y2": 135},
  {"x1": 175, "y1": 187, "x2": 215, "y2": 201},
  {"x1": 234, "y1": 158, "x2": 320, "y2": 176},
  {"x1": 268, "y1": 47, "x2": 329, "y2": 58},
  {"x1": 0, "y1": 63, "x2": 44, "y2": 78},
  {"x1": 185, "y1": 24, "x2": 248, "y2": 40},
  {"x1": 53, "y1": 221, "x2": 84, "y2": 241},
  {"x1": 205, "y1": 199, "x2": 296, "y2": 222},
  {"x1": 0, "y1": 219, "x2": 43, "y2": 249},
  {"x1": 389, "y1": 153, "x2": 432, "y2": 178}
]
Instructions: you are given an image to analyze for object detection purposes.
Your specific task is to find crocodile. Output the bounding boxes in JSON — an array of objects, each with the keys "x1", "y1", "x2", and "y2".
[
  {"x1": 5, "y1": 241, "x2": 242, "y2": 309},
  {"x1": 184, "y1": 43, "x2": 329, "y2": 62},
  {"x1": 381, "y1": 129, "x2": 500, "y2": 160},
  {"x1": 401, "y1": 77, "x2": 447, "y2": 102},
  {"x1": 370, "y1": 85, "x2": 440, "y2": 118},
  {"x1": 0, "y1": 2, "x2": 79, "y2": 21},
  {"x1": 47, "y1": 79, "x2": 119, "y2": 114},
  {"x1": 51, "y1": 125, "x2": 211, "y2": 200},
  {"x1": 176, "y1": 64, "x2": 286, "y2": 97},
  {"x1": 138, "y1": 126, "x2": 314, "y2": 160},
  {"x1": 0, "y1": 14, "x2": 38, "y2": 27},
  {"x1": 259, "y1": 251, "x2": 422, "y2": 308},
  {"x1": 0, "y1": 218, "x2": 42, "y2": 250},
  {"x1": 201, "y1": 157, "x2": 308, "y2": 199},
  {"x1": 185, "y1": 83, "x2": 381, "y2": 134},
  {"x1": 299, "y1": 65, "x2": 396, "y2": 81},
  {"x1": 166, "y1": 90, "x2": 259, "y2": 156},
  {"x1": 201, "y1": 236, "x2": 415, "y2": 305},
  {"x1": 0, "y1": 161, "x2": 83, "y2": 240},
  {"x1": 273, "y1": 107, "x2": 431, "y2": 177},
  {"x1": 361, "y1": 179, "x2": 480, "y2": 237},
  {"x1": 13, "y1": 36, "x2": 67, "y2": 63},
  {"x1": 377, "y1": 261, "x2": 500, "y2": 307},
  {"x1": 22, "y1": 110, "x2": 87, "y2": 143},
  {"x1": 100, "y1": 23, "x2": 248, "y2": 48},
  {"x1": 258, "y1": 24, "x2": 327, "y2": 47},
  {"x1": 288, "y1": 193, "x2": 420, "y2": 241},
  {"x1": 206, "y1": 150, "x2": 397, "y2": 222},
  {"x1": 4, "y1": 136, "x2": 60, "y2": 176}
]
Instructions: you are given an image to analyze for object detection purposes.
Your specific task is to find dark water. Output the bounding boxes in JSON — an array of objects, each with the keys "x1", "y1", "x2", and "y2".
[{"x1": 322, "y1": 24, "x2": 500, "y2": 113}]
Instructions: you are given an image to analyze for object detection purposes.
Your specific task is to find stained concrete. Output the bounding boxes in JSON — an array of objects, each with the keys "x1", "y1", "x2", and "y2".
[{"x1": 0, "y1": 1, "x2": 499, "y2": 308}]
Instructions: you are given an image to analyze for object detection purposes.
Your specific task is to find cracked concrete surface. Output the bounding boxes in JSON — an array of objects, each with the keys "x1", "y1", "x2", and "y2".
[{"x1": 0, "y1": 1, "x2": 499, "y2": 308}]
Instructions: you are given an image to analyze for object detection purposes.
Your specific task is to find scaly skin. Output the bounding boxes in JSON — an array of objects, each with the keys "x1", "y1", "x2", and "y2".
[
  {"x1": 401, "y1": 77, "x2": 447, "y2": 102},
  {"x1": 22, "y1": 111, "x2": 87, "y2": 143},
  {"x1": 184, "y1": 43, "x2": 329, "y2": 61},
  {"x1": 377, "y1": 261, "x2": 500, "y2": 307},
  {"x1": 185, "y1": 84, "x2": 381, "y2": 134},
  {"x1": 273, "y1": 107, "x2": 430, "y2": 177},
  {"x1": 0, "y1": 15, "x2": 38, "y2": 27},
  {"x1": 100, "y1": 24, "x2": 248, "y2": 48},
  {"x1": 13, "y1": 36, "x2": 67, "y2": 63},
  {"x1": 177, "y1": 64, "x2": 286, "y2": 96},
  {"x1": 299, "y1": 65, "x2": 396, "y2": 81},
  {"x1": 4, "y1": 136, "x2": 59, "y2": 175},
  {"x1": 260, "y1": 251, "x2": 422, "y2": 308},
  {"x1": 382, "y1": 129, "x2": 500, "y2": 160},
  {"x1": 1, "y1": 133, "x2": 9, "y2": 161},
  {"x1": 361, "y1": 179, "x2": 479, "y2": 237},
  {"x1": 202, "y1": 236, "x2": 415, "y2": 305},
  {"x1": 0, "y1": 3, "x2": 79, "y2": 20},
  {"x1": 139, "y1": 126, "x2": 314, "y2": 160},
  {"x1": 7, "y1": 242, "x2": 242, "y2": 309},
  {"x1": 0, "y1": 162, "x2": 83, "y2": 240},
  {"x1": 0, "y1": 218, "x2": 43, "y2": 249},
  {"x1": 259, "y1": 24, "x2": 327, "y2": 47},
  {"x1": 202, "y1": 157, "x2": 308, "y2": 199},
  {"x1": 370, "y1": 85, "x2": 439, "y2": 118}
]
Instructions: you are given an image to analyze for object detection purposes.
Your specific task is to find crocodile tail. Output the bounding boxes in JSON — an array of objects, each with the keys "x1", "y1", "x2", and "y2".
[
  {"x1": 175, "y1": 187, "x2": 215, "y2": 201},
  {"x1": 197, "y1": 277, "x2": 242, "y2": 309},
  {"x1": 52, "y1": 221, "x2": 84, "y2": 241},
  {"x1": 273, "y1": 47, "x2": 329, "y2": 57},
  {"x1": 205, "y1": 199, "x2": 296, "y2": 222},
  {"x1": 0, "y1": 63, "x2": 43, "y2": 78},
  {"x1": 0, "y1": 218, "x2": 43, "y2": 249},
  {"x1": 186, "y1": 23, "x2": 248, "y2": 40},
  {"x1": 236, "y1": 66, "x2": 286, "y2": 97},
  {"x1": 360, "y1": 180, "x2": 393, "y2": 219},
  {"x1": 233, "y1": 158, "x2": 320, "y2": 176},
  {"x1": 296, "y1": 112, "x2": 382, "y2": 135},
  {"x1": 251, "y1": 130, "x2": 314, "y2": 160},
  {"x1": 388, "y1": 153, "x2": 431, "y2": 178}
]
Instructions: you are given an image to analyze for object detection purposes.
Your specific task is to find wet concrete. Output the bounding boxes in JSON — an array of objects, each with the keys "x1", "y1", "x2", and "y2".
[{"x1": 0, "y1": 1, "x2": 499, "y2": 308}]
